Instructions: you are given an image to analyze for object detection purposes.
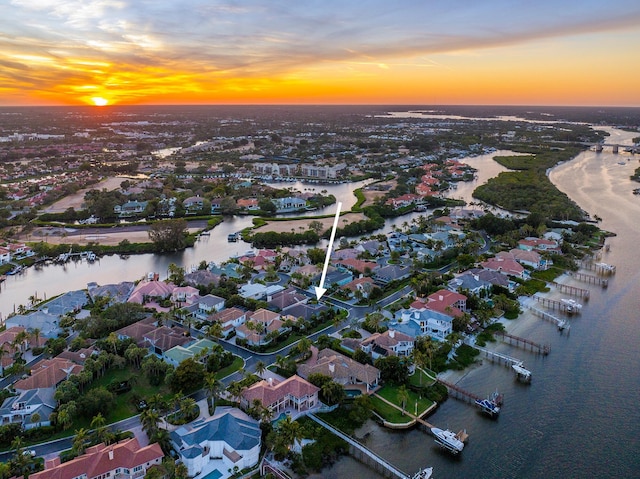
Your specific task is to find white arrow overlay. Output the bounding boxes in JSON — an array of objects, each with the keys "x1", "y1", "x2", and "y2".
[{"x1": 314, "y1": 201, "x2": 342, "y2": 300}]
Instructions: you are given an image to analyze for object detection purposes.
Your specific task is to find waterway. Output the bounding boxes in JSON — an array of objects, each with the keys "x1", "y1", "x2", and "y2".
[
  {"x1": 310, "y1": 127, "x2": 640, "y2": 479},
  {"x1": 1, "y1": 127, "x2": 638, "y2": 478}
]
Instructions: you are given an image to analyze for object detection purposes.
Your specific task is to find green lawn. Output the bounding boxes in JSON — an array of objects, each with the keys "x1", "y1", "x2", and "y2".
[
  {"x1": 369, "y1": 395, "x2": 412, "y2": 423},
  {"x1": 375, "y1": 384, "x2": 435, "y2": 417},
  {"x1": 408, "y1": 368, "x2": 436, "y2": 388},
  {"x1": 215, "y1": 356, "x2": 243, "y2": 379}
]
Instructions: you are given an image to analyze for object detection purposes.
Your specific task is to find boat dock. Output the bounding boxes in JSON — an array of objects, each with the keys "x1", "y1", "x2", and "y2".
[
  {"x1": 550, "y1": 281, "x2": 590, "y2": 300},
  {"x1": 437, "y1": 378, "x2": 481, "y2": 403},
  {"x1": 567, "y1": 270, "x2": 608, "y2": 288},
  {"x1": 524, "y1": 303, "x2": 570, "y2": 332},
  {"x1": 531, "y1": 295, "x2": 580, "y2": 314},
  {"x1": 579, "y1": 260, "x2": 616, "y2": 275},
  {"x1": 465, "y1": 340, "x2": 532, "y2": 381},
  {"x1": 493, "y1": 330, "x2": 550, "y2": 355},
  {"x1": 309, "y1": 413, "x2": 417, "y2": 479}
]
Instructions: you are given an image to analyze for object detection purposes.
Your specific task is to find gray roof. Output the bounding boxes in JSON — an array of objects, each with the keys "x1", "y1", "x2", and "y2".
[
  {"x1": 448, "y1": 273, "x2": 491, "y2": 292},
  {"x1": 170, "y1": 407, "x2": 260, "y2": 454},
  {"x1": 88, "y1": 282, "x2": 135, "y2": 303},
  {"x1": 39, "y1": 290, "x2": 88, "y2": 316},
  {"x1": 5, "y1": 311, "x2": 60, "y2": 338}
]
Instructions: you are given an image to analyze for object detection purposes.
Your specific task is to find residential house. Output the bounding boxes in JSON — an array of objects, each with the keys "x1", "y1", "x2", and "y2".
[
  {"x1": 0, "y1": 326, "x2": 34, "y2": 373},
  {"x1": 360, "y1": 329, "x2": 415, "y2": 359},
  {"x1": 143, "y1": 326, "x2": 192, "y2": 356},
  {"x1": 236, "y1": 309, "x2": 283, "y2": 346},
  {"x1": 518, "y1": 236, "x2": 561, "y2": 253},
  {"x1": 272, "y1": 196, "x2": 306, "y2": 212},
  {"x1": 396, "y1": 308, "x2": 454, "y2": 341},
  {"x1": 236, "y1": 198, "x2": 259, "y2": 210},
  {"x1": 114, "y1": 200, "x2": 148, "y2": 217},
  {"x1": 267, "y1": 288, "x2": 308, "y2": 310},
  {"x1": 164, "y1": 338, "x2": 216, "y2": 366},
  {"x1": 30, "y1": 438, "x2": 163, "y2": 479},
  {"x1": 240, "y1": 375, "x2": 320, "y2": 415},
  {"x1": 184, "y1": 269, "x2": 221, "y2": 288},
  {"x1": 448, "y1": 273, "x2": 492, "y2": 296},
  {"x1": 300, "y1": 163, "x2": 347, "y2": 179},
  {"x1": 127, "y1": 280, "x2": 176, "y2": 304},
  {"x1": 171, "y1": 286, "x2": 200, "y2": 306},
  {"x1": 282, "y1": 302, "x2": 327, "y2": 323},
  {"x1": 87, "y1": 281, "x2": 136, "y2": 304},
  {"x1": 194, "y1": 294, "x2": 225, "y2": 320},
  {"x1": 298, "y1": 348, "x2": 380, "y2": 393},
  {"x1": 239, "y1": 283, "x2": 282, "y2": 301},
  {"x1": 4, "y1": 310, "x2": 62, "y2": 340},
  {"x1": 414, "y1": 289, "x2": 467, "y2": 317},
  {"x1": 335, "y1": 258, "x2": 379, "y2": 275},
  {"x1": 0, "y1": 246, "x2": 11, "y2": 264},
  {"x1": 374, "y1": 264, "x2": 411, "y2": 284},
  {"x1": 467, "y1": 268, "x2": 514, "y2": 291},
  {"x1": 170, "y1": 407, "x2": 261, "y2": 478},
  {"x1": 38, "y1": 290, "x2": 88, "y2": 316},
  {"x1": 208, "y1": 307, "x2": 247, "y2": 337},
  {"x1": 13, "y1": 358, "x2": 83, "y2": 391},
  {"x1": 0, "y1": 388, "x2": 56, "y2": 429},
  {"x1": 183, "y1": 195, "x2": 204, "y2": 214},
  {"x1": 500, "y1": 249, "x2": 547, "y2": 270},
  {"x1": 357, "y1": 240, "x2": 388, "y2": 257},
  {"x1": 385, "y1": 193, "x2": 421, "y2": 209},
  {"x1": 341, "y1": 277, "x2": 376, "y2": 299},
  {"x1": 480, "y1": 256, "x2": 526, "y2": 279},
  {"x1": 116, "y1": 317, "x2": 158, "y2": 344}
]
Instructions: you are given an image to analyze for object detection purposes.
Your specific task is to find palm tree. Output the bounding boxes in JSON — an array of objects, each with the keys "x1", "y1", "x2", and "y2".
[
  {"x1": 150, "y1": 427, "x2": 172, "y2": 455},
  {"x1": 90, "y1": 413, "x2": 108, "y2": 443},
  {"x1": 277, "y1": 416, "x2": 304, "y2": 452},
  {"x1": 206, "y1": 322, "x2": 223, "y2": 339},
  {"x1": 30, "y1": 412, "x2": 41, "y2": 429},
  {"x1": 397, "y1": 385, "x2": 410, "y2": 416},
  {"x1": 140, "y1": 408, "x2": 160, "y2": 439},
  {"x1": 30, "y1": 327, "x2": 41, "y2": 348},
  {"x1": 204, "y1": 374, "x2": 222, "y2": 412},
  {"x1": 254, "y1": 360, "x2": 266, "y2": 377},
  {"x1": 72, "y1": 427, "x2": 91, "y2": 455},
  {"x1": 296, "y1": 337, "x2": 312, "y2": 357}
]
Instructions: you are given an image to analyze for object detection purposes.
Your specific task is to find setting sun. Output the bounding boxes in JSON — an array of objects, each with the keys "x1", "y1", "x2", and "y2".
[{"x1": 91, "y1": 97, "x2": 108, "y2": 106}]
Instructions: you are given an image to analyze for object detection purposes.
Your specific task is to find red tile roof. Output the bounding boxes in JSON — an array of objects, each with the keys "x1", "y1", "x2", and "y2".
[{"x1": 31, "y1": 438, "x2": 163, "y2": 479}]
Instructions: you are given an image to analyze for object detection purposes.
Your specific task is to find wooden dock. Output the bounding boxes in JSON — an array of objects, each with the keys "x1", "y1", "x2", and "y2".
[
  {"x1": 494, "y1": 330, "x2": 550, "y2": 355},
  {"x1": 550, "y1": 281, "x2": 590, "y2": 300},
  {"x1": 524, "y1": 304, "x2": 569, "y2": 332},
  {"x1": 437, "y1": 378, "x2": 481, "y2": 404},
  {"x1": 531, "y1": 295, "x2": 581, "y2": 314},
  {"x1": 567, "y1": 271, "x2": 608, "y2": 288},
  {"x1": 579, "y1": 260, "x2": 616, "y2": 275}
]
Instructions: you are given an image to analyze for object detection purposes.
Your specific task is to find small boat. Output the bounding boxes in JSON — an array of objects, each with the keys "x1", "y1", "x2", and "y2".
[
  {"x1": 431, "y1": 427, "x2": 464, "y2": 454},
  {"x1": 560, "y1": 298, "x2": 582, "y2": 314},
  {"x1": 489, "y1": 389, "x2": 504, "y2": 406},
  {"x1": 412, "y1": 467, "x2": 433, "y2": 479},
  {"x1": 475, "y1": 398, "x2": 500, "y2": 417},
  {"x1": 228, "y1": 233, "x2": 238, "y2": 242},
  {"x1": 6, "y1": 265, "x2": 24, "y2": 275},
  {"x1": 512, "y1": 363, "x2": 532, "y2": 382}
]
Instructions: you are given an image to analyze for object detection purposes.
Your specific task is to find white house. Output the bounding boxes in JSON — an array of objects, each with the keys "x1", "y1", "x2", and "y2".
[{"x1": 170, "y1": 407, "x2": 261, "y2": 478}]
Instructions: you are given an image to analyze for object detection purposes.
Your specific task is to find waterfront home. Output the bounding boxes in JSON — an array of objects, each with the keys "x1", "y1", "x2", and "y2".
[
  {"x1": 87, "y1": 281, "x2": 136, "y2": 304},
  {"x1": 184, "y1": 269, "x2": 222, "y2": 288},
  {"x1": 0, "y1": 246, "x2": 11, "y2": 265},
  {"x1": 501, "y1": 249, "x2": 547, "y2": 270},
  {"x1": 170, "y1": 407, "x2": 261, "y2": 479},
  {"x1": 414, "y1": 289, "x2": 467, "y2": 317},
  {"x1": 518, "y1": 236, "x2": 561, "y2": 253},
  {"x1": 272, "y1": 196, "x2": 307, "y2": 212},
  {"x1": 467, "y1": 268, "x2": 514, "y2": 291},
  {"x1": 208, "y1": 307, "x2": 247, "y2": 337},
  {"x1": 240, "y1": 375, "x2": 320, "y2": 416},
  {"x1": 385, "y1": 193, "x2": 421, "y2": 209},
  {"x1": 360, "y1": 329, "x2": 415, "y2": 359},
  {"x1": 114, "y1": 200, "x2": 148, "y2": 218},
  {"x1": 38, "y1": 290, "x2": 88, "y2": 316},
  {"x1": 396, "y1": 308, "x2": 454, "y2": 341},
  {"x1": 298, "y1": 348, "x2": 380, "y2": 393},
  {"x1": 0, "y1": 388, "x2": 55, "y2": 429},
  {"x1": 236, "y1": 198, "x2": 259, "y2": 210},
  {"x1": 5, "y1": 310, "x2": 61, "y2": 339},
  {"x1": 128, "y1": 280, "x2": 176, "y2": 305},
  {"x1": 183, "y1": 195, "x2": 205, "y2": 213},
  {"x1": 209, "y1": 262, "x2": 243, "y2": 279},
  {"x1": 31, "y1": 438, "x2": 163, "y2": 479}
]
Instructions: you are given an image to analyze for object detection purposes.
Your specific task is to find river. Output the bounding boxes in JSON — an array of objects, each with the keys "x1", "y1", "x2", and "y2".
[{"x1": 310, "y1": 127, "x2": 640, "y2": 479}]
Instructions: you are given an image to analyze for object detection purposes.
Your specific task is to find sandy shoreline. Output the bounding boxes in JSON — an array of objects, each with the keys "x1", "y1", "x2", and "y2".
[{"x1": 251, "y1": 212, "x2": 367, "y2": 234}]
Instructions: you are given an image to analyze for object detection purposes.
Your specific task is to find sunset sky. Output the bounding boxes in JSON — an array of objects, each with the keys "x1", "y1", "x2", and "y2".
[{"x1": 1, "y1": 0, "x2": 640, "y2": 107}]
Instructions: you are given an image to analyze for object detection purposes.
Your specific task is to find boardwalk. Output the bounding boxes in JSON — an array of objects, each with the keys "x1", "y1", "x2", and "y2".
[
  {"x1": 436, "y1": 378, "x2": 482, "y2": 403},
  {"x1": 309, "y1": 413, "x2": 411, "y2": 479},
  {"x1": 494, "y1": 330, "x2": 550, "y2": 355},
  {"x1": 551, "y1": 281, "x2": 590, "y2": 300},
  {"x1": 532, "y1": 294, "x2": 580, "y2": 314},
  {"x1": 523, "y1": 303, "x2": 569, "y2": 331}
]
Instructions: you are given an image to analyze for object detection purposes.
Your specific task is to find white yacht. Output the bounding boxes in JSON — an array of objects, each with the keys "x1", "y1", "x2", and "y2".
[{"x1": 431, "y1": 427, "x2": 464, "y2": 454}]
